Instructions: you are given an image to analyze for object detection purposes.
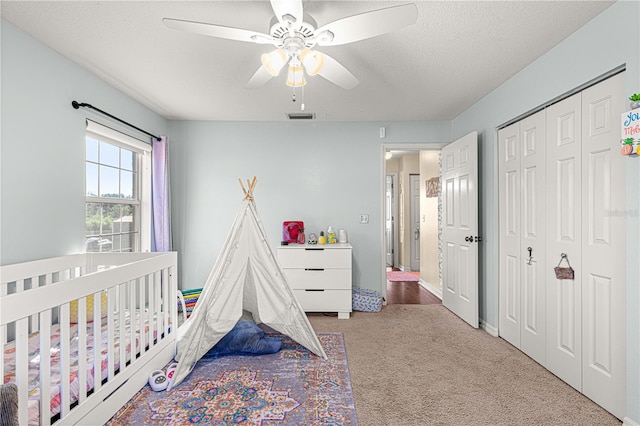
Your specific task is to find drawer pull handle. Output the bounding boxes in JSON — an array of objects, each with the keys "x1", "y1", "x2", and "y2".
[
  {"x1": 304, "y1": 268, "x2": 325, "y2": 271},
  {"x1": 305, "y1": 248, "x2": 325, "y2": 251},
  {"x1": 304, "y1": 289, "x2": 325, "y2": 292}
]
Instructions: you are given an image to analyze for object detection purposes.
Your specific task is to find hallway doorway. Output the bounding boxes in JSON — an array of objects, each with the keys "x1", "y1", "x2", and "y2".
[{"x1": 381, "y1": 145, "x2": 445, "y2": 303}]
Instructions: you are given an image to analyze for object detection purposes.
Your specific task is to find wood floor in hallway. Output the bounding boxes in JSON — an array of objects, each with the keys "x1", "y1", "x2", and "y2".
[{"x1": 386, "y1": 268, "x2": 441, "y2": 305}]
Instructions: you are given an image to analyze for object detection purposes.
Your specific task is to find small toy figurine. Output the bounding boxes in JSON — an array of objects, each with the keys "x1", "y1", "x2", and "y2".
[{"x1": 308, "y1": 233, "x2": 318, "y2": 244}]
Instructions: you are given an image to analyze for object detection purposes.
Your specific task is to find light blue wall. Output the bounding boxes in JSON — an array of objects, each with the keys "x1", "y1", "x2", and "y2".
[
  {"x1": 167, "y1": 120, "x2": 449, "y2": 291},
  {"x1": 450, "y1": 1, "x2": 640, "y2": 422},
  {"x1": 0, "y1": 20, "x2": 168, "y2": 265}
]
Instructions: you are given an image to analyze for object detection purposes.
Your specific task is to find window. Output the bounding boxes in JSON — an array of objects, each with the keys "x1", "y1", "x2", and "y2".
[{"x1": 85, "y1": 121, "x2": 151, "y2": 252}]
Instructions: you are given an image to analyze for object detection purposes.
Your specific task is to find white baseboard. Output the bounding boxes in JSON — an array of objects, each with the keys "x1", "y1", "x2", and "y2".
[
  {"x1": 481, "y1": 319, "x2": 499, "y2": 337},
  {"x1": 418, "y1": 279, "x2": 442, "y2": 299},
  {"x1": 624, "y1": 417, "x2": 640, "y2": 426}
]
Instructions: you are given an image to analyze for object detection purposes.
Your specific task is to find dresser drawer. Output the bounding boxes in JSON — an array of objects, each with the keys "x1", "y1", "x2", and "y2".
[
  {"x1": 277, "y1": 246, "x2": 351, "y2": 269},
  {"x1": 282, "y1": 268, "x2": 351, "y2": 290},
  {"x1": 292, "y1": 289, "x2": 352, "y2": 313}
]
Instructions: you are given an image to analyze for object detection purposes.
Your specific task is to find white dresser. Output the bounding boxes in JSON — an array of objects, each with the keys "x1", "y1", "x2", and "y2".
[{"x1": 277, "y1": 243, "x2": 352, "y2": 319}]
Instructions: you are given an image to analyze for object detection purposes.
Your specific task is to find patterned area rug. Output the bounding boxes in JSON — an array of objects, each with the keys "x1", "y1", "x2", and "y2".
[
  {"x1": 107, "y1": 333, "x2": 356, "y2": 425},
  {"x1": 387, "y1": 271, "x2": 420, "y2": 282}
]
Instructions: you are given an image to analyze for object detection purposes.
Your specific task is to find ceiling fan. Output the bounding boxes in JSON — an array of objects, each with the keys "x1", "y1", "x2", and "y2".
[{"x1": 163, "y1": 0, "x2": 418, "y2": 91}]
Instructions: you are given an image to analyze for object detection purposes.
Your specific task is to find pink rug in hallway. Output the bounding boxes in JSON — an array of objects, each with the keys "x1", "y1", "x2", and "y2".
[{"x1": 387, "y1": 271, "x2": 420, "y2": 282}]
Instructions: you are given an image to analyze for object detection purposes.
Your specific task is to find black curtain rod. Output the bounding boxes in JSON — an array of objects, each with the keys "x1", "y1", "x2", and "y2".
[{"x1": 71, "y1": 100, "x2": 161, "y2": 141}]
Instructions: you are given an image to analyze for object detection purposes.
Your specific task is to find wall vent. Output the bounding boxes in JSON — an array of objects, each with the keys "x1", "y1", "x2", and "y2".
[{"x1": 287, "y1": 112, "x2": 315, "y2": 120}]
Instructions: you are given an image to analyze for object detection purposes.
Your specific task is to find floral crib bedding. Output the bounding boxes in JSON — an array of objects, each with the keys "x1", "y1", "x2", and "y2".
[{"x1": 3, "y1": 311, "x2": 159, "y2": 425}]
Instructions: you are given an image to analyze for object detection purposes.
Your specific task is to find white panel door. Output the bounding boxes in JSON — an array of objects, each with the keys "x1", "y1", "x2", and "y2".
[
  {"x1": 385, "y1": 175, "x2": 394, "y2": 267},
  {"x1": 410, "y1": 174, "x2": 421, "y2": 271},
  {"x1": 498, "y1": 111, "x2": 546, "y2": 365},
  {"x1": 442, "y1": 132, "x2": 478, "y2": 328},
  {"x1": 580, "y1": 72, "x2": 625, "y2": 419},
  {"x1": 545, "y1": 92, "x2": 582, "y2": 391},
  {"x1": 519, "y1": 111, "x2": 547, "y2": 365},
  {"x1": 498, "y1": 122, "x2": 521, "y2": 347}
]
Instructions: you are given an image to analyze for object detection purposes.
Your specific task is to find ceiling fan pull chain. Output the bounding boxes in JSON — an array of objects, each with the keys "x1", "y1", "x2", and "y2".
[{"x1": 301, "y1": 84, "x2": 305, "y2": 111}]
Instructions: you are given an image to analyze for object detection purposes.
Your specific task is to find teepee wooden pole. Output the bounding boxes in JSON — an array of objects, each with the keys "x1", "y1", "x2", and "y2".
[
  {"x1": 238, "y1": 179, "x2": 248, "y2": 198},
  {"x1": 238, "y1": 177, "x2": 257, "y2": 201}
]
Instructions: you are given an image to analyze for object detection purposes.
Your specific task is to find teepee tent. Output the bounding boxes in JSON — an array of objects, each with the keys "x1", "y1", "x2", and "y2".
[{"x1": 169, "y1": 177, "x2": 327, "y2": 389}]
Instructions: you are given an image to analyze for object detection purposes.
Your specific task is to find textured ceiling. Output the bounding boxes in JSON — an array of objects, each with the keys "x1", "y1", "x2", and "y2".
[{"x1": 1, "y1": 1, "x2": 613, "y2": 121}]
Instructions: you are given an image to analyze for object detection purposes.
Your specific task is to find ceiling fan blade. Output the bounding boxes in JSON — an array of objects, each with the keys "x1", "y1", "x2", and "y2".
[
  {"x1": 246, "y1": 65, "x2": 274, "y2": 89},
  {"x1": 317, "y1": 53, "x2": 359, "y2": 90},
  {"x1": 315, "y1": 4, "x2": 418, "y2": 47},
  {"x1": 270, "y1": 0, "x2": 303, "y2": 25},
  {"x1": 163, "y1": 18, "x2": 274, "y2": 44}
]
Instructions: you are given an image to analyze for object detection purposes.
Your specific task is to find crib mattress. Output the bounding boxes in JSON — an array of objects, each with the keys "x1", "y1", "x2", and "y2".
[{"x1": 3, "y1": 311, "x2": 161, "y2": 425}]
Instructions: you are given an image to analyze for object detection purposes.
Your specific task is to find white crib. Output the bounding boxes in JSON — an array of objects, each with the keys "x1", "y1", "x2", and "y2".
[{"x1": 1, "y1": 252, "x2": 178, "y2": 425}]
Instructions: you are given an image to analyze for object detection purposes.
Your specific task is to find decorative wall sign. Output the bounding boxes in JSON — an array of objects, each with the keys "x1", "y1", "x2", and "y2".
[
  {"x1": 426, "y1": 177, "x2": 439, "y2": 197},
  {"x1": 621, "y1": 108, "x2": 640, "y2": 156}
]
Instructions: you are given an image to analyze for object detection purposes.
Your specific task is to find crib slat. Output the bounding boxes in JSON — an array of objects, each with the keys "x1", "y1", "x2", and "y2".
[
  {"x1": 162, "y1": 268, "x2": 169, "y2": 336},
  {"x1": 119, "y1": 283, "x2": 126, "y2": 373},
  {"x1": 15, "y1": 317, "x2": 29, "y2": 426},
  {"x1": 129, "y1": 279, "x2": 137, "y2": 365},
  {"x1": 40, "y1": 309, "x2": 52, "y2": 426},
  {"x1": 148, "y1": 274, "x2": 156, "y2": 349},
  {"x1": 29, "y1": 276, "x2": 40, "y2": 333},
  {"x1": 93, "y1": 291, "x2": 102, "y2": 395},
  {"x1": 59, "y1": 303, "x2": 71, "y2": 419},
  {"x1": 0, "y1": 324, "x2": 5, "y2": 378},
  {"x1": 138, "y1": 276, "x2": 146, "y2": 355},
  {"x1": 107, "y1": 288, "x2": 115, "y2": 380},
  {"x1": 170, "y1": 265, "x2": 177, "y2": 335},
  {"x1": 78, "y1": 297, "x2": 88, "y2": 405},
  {"x1": 0, "y1": 274, "x2": 6, "y2": 375},
  {"x1": 155, "y1": 270, "x2": 162, "y2": 344}
]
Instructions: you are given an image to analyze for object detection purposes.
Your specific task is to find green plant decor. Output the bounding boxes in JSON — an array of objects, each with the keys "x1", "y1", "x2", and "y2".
[{"x1": 629, "y1": 94, "x2": 640, "y2": 102}]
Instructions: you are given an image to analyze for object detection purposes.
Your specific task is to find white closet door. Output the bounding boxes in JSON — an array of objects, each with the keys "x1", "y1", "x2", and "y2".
[
  {"x1": 498, "y1": 111, "x2": 546, "y2": 365},
  {"x1": 519, "y1": 111, "x2": 546, "y2": 365},
  {"x1": 545, "y1": 92, "x2": 583, "y2": 391},
  {"x1": 498, "y1": 122, "x2": 521, "y2": 347},
  {"x1": 580, "y1": 72, "x2": 626, "y2": 419}
]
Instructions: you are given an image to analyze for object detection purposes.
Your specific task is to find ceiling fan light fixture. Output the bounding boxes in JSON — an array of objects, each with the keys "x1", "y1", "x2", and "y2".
[
  {"x1": 261, "y1": 49, "x2": 287, "y2": 76},
  {"x1": 286, "y1": 64, "x2": 306, "y2": 87},
  {"x1": 300, "y1": 49, "x2": 324, "y2": 76}
]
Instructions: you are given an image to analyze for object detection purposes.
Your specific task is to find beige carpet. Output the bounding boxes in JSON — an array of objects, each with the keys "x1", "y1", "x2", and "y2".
[{"x1": 308, "y1": 304, "x2": 621, "y2": 426}]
